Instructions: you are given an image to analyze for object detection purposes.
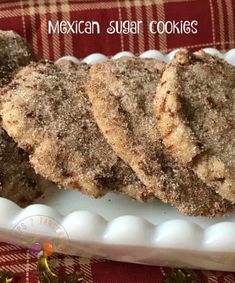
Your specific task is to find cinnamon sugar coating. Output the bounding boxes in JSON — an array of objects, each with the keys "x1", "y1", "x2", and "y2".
[
  {"x1": 1, "y1": 60, "x2": 150, "y2": 201},
  {"x1": 88, "y1": 57, "x2": 232, "y2": 216},
  {"x1": 155, "y1": 50, "x2": 235, "y2": 202}
]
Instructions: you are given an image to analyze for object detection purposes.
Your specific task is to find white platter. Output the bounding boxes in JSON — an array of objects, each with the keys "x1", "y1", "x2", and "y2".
[{"x1": 1, "y1": 48, "x2": 235, "y2": 271}]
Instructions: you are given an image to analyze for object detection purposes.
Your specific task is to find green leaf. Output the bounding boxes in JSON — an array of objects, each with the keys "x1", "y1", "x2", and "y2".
[
  {"x1": 38, "y1": 255, "x2": 84, "y2": 282},
  {"x1": 164, "y1": 269, "x2": 199, "y2": 283},
  {"x1": 0, "y1": 271, "x2": 13, "y2": 283}
]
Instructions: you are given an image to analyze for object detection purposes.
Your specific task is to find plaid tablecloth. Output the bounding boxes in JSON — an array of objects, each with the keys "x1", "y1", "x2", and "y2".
[
  {"x1": 0, "y1": 242, "x2": 234, "y2": 283},
  {"x1": 0, "y1": 0, "x2": 235, "y2": 60},
  {"x1": 0, "y1": 0, "x2": 235, "y2": 282}
]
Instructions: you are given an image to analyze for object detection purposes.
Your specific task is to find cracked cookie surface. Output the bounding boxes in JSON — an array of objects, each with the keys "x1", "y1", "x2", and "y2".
[
  {"x1": 0, "y1": 30, "x2": 53, "y2": 206},
  {"x1": 1, "y1": 59, "x2": 150, "y2": 201},
  {"x1": 155, "y1": 49, "x2": 235, "y2": 202},
  {"x1": 87, "y1": 57, "x2": 232, "y2": 216}
]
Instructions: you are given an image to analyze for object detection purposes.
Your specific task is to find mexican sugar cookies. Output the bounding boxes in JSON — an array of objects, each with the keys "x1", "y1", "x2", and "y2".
[
  {"x1": 0, "y1": 30, "x2": 53, "y2": 206},
  {"x1": 155, "y1": 49, "x2": 235, "y2": 202},
  {"x1": 1, "y1": 60, "x2": 150, "y2": 202},
  {"x1": 0, "y1": 30, "x2": 36, "y2": 87},
  {"x1": 0, "y1": 126, "x2": 53, "y2": 207},
  {"x1": 88, "y1": 57, "x2": 232, "y2": 216}
]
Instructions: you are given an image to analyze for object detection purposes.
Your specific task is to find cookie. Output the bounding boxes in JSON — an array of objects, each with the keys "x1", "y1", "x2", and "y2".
[
  {"x1": 0, "y1": 30, "x2": 36, "y2": 87},
  {"x1": 87, "y1": 57, "x2": 232, "y2": 216},
  {"x1": 0, "y1": 30, "x2": 53, "y2": 206},
  {"x1": 0, "y1": 127, "x2": 54, "y2": 207},
  {"x1": 155, "y1": 49, "x2": 235, "y2": 202},
  {"x1": 1, "y1": 60, "x2": 151, "y2": 201}
]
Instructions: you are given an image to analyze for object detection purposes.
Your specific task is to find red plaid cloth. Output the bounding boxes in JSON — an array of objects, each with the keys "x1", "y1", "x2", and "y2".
[
  {"x1": 0, "y1": 0, "x2": 235, "y2": 61},
  {"x1": 0, "y1": 242, "x2": 234, "y2": 283},
  {"x1": 0, "y1": 0, "x2": 235, "y2": 282}
]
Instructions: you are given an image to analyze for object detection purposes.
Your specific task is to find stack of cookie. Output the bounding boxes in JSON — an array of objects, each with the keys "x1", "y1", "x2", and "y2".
[
  {"x1": 0, "y1": 30, "x2": 234, "y2": 217},
  {"x1": 0, "y1": 30, "x2": 56, "y2": 207},
  {"x1": 87, "y1": 55, "x2": 234, "y2": 217}
]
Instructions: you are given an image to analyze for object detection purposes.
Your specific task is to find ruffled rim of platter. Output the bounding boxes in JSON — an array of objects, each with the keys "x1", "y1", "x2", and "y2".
[
  {"x1": 1, "y1": 48, "x2": 235, "y2": 252},
  {"x1": 56, "y1": 47, "x2": 235, "y2": 65}
]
